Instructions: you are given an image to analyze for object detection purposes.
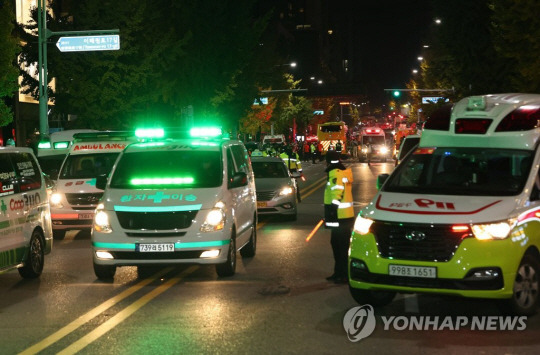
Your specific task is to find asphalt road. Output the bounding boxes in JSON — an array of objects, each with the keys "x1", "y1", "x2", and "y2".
[{"x1": 1, "y1": 159, "x2": 539, "y2": 355}]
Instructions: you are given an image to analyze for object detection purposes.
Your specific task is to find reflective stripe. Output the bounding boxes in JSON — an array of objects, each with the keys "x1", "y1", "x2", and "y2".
[
  {"x1": 342, "y1": 177, "x2": 349, "y2": 183},
  {"x1": 331, "y1": 185, "x2": 345, "y2": 190},
  {"x1": 332, "y1": 199, "x2": 341, "y2": 205},
  {"x1": 338, "y1": 202, "x2": 352, "y2": 208},
  {"x1": 114, "y1": 204, "x2": 202, "y2": 212},
  {"x1": 325, "y1": 222, "x2": 339, "y2": 227},
  {"x1": 330, "y1": 160, "x2": 339, "y2": 164}
]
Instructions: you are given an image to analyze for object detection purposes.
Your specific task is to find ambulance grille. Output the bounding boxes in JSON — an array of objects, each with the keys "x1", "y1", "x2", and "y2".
[
  {"x1": 65, "y1": 192, "x2": 103, "y2": 206},
  {"x1": 371, "y1": 221, "x2": 464, "y2": 262},
  {"x1": 256, "y1": 191, "x2": 276, "y2": 201},
  {"x1": 116, "y1": 211, "x2": 198, "y2": 230}
]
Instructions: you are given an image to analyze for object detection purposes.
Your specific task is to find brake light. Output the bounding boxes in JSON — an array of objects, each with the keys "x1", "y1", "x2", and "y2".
[{"x1": 451, "y1": 225, "x2": 469, "y2": 232}]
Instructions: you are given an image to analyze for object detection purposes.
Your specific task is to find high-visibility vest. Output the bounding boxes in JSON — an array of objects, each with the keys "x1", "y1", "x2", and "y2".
[
  {"x1": 324, "y1": 166, "x2": 354, "y2": 227},
  {"x1": 279, "y1": 152, "x2": 302, "y2": 172},
  {"x1": 251, "y1": 149, "x2": 264, "y2": 157}
]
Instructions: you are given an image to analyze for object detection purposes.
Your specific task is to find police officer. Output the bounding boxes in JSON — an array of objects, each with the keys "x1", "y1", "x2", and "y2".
[
  {"x1": 251, "y1": 146, "x2": 267, "y2": 157},
  {"x1": 324, "y1": 150, "x2": 354, "y2": 284}
]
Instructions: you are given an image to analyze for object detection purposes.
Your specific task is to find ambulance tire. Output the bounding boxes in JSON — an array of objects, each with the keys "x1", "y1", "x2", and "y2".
[
  {"x1": 216, "y1": 232, "x2": 236, "y2": 277},
  {"x1": 349, "y1": 286, "x2": 396, "y2": 307},
  {"x1": 53, "y1": 230, "x2": 66, "y2": 240},
  {"x1": 240, "y1": 220, "x2": 257, "y2": 258},
  {"x1": 500, "y1": 253, "x2": 540, "y2": 316},
  {"x1": 94, "y1": 262, "x2": 116, "y2": 280},
  {"x1": 18, "y1": 229, "x2": 45, "y2": 279}
]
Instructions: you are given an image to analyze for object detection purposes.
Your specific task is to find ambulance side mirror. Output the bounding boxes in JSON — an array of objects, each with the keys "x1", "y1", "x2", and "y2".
[
  {"x1": 96, "y1": 174, "x2": 108, "y2": 190},
  {"x1": 377, "y1": 173, "x2": 389, "y2": 190},
  {"x1": 229, "y1": 171, "x2": 248, "y2": 188}
]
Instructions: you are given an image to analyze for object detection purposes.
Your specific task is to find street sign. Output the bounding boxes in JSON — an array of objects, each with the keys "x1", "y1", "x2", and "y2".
[{"x1": 56, "y1": 35, "x2": 120, "y2": 52}]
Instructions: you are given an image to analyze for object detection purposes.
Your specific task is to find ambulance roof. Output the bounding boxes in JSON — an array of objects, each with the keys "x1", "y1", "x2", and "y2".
[{"x1": 420, "y1": 93, "x2": 540, "y2": 150}]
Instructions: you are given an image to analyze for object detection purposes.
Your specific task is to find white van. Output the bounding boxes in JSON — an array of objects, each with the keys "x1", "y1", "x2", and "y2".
[
  {"x1": 349, "y1": 94, "x2": 540, "y2": 315},
  {"x1": 358, "y1": 126, "x2": 389, "y2": 162},
  {"x1": 50, "y1": 132, "x2": 136, "y2": 239},
  {"x1": 37, "y1": 129, "x2": 98, "y2": 176},
  {"x1": 91, "y1": 127, "x2": 257, "y2": 280},
  {"x1": 0, "y1": 147, "x2": 53, "y2": 278}
]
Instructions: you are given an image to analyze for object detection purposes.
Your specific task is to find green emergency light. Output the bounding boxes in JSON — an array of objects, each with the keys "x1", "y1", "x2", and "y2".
[
  {"x1": 38, "y1": 141, "x2": 51, "y2": 149},
  {"x1": 53, "y1": 141, "x2": 70, "y2": 149},
  {"x1": 130, "y1": 177, "x2": 195, "y2": 185},
  {"x1": 189, "y1": 127, "x2": 222, "y2": 138},
  {"x1": 135, "y1": 128, "x2": 165, "y2": 139}
]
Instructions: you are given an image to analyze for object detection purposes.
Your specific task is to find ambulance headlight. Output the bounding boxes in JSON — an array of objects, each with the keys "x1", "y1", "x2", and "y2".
[
  {"x1": 94, "y1": 205, "x2": 112, "y2": 233},
  {"x1": 471, "y1": 219, "x2": 515, "y2": 240},
  {"x1": 279, "y1": 186, "x2": 293, "y2": 196},
  {"x1": 380, "y1": 146, "x2": 389, "y2": 154},
  {"x1": 50, "y1": 192, "x2": 63, "y2": 207},
  {"x1": 201, "y1": 201, "x2": 226, "y2": 232},
  {"x1": 353, "y1": 215, "x2": 373, "y2": 235}
]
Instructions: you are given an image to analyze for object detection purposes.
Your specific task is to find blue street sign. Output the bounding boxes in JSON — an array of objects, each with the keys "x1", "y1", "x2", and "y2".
[{"x1": 56, "y1": 35, "x2": 120, "y2": 52}]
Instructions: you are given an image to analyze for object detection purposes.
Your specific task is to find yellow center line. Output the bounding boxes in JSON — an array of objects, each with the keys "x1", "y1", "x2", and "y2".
[
  {"x1": 19, "y1": 267, "x2": 175, "y2": 355},
  {"x1": 301, "y1": 176, "x2": 327, "y2": 199},
  {"x1": 57, "y1": 266, "x2": 198, "y2": 355}
]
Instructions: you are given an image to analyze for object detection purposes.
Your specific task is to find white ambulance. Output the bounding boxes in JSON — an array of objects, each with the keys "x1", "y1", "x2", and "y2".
[
  {"x1": 0, "y1": 147, "x2": 53, "y2": 278},
  {"x1": 357, "y1": 126, "x2": 390, "y2": 162},
  {"x1": 50, "y1": 132, "x2": 136, "y2": 239},
  {"x1": 349, "y1": 93, "x2": 540, "y2": 315},
  {"x1": 91, "y1": 127, "x2": 257, "y2": 280}
]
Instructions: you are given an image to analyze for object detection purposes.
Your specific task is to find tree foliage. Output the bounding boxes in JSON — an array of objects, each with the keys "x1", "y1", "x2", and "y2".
[
  {"x1": 17, "y1": 0, "x2": 275, "y2": 132},
  {"x1": 0, "y1": 0, "x2": 20, "y2": 126}
]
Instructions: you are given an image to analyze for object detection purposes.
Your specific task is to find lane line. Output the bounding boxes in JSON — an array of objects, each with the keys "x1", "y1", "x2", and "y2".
[
  {"x1": 19, "y1": 267, "x2": 174, "y2": 355},
  {"x1": 57, "y1": 266, "x2": 198, "y2": 355},
  {"x1": 300, "y1": 177, "x2": 327, "y2": 199}
]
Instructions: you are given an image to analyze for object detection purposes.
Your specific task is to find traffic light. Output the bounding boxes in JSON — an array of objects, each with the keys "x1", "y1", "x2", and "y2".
[{"x1": 393, "y1": 90, "x2": 401, "y2": 98}]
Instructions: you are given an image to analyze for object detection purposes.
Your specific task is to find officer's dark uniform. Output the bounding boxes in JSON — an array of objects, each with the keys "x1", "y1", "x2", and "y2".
[{"x1": 323, "y1": 151, "x2": 354, "y2": 283}]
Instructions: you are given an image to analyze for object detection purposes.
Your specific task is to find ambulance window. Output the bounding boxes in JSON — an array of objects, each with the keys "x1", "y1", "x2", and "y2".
[
  {"x1": 0, "y1": 154, "x2": 18, "y2": 195},
  {"x1": 11, "y1": 152, "x2": 42, "y2": 192}
]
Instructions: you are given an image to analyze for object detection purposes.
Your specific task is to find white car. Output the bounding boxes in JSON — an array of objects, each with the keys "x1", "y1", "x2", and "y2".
[
  {"x1": 251, "y1": 156, "x2": 298, "y2": 220},
  {"x1": 92, "y1": 128, "x2": 257, "y2": 279}
]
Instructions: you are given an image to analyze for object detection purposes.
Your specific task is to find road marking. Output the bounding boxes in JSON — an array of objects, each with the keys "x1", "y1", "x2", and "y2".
[
  {"x1": 300, "y1": 176, "x2": 327, "y2": 199},
  {"x1": 19, "y1": 267, "x2": 175, "y2": 355},
  {"x1": 57, "y1": 266, "x2": 198, "y2": 354}
]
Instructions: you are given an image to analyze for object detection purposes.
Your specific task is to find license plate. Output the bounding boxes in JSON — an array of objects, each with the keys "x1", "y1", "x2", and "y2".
[
  {"x1": 79, "y1": 213, "x2": 94, "y2": 220},
  {"x1": 138, "y1": 243, "x2": 175, "y2": 252},
  {"x1": 388, "y1": 264, "x2": 437, "y2": 278},
  {"x1": 257, "y1": 201, "x2": 267, "y2": 208}
]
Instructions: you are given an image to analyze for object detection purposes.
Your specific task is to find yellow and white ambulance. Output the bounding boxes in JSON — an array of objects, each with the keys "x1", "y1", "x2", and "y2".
[
  {"x1": 349, "y1": 93, "x2": 540, "y2": 315},
  {"x1": 91, "y1": 127, "x2": 257, "y2": 280},
  {"x1": 0, "y1": 147, "x2": 52, "y2": 278},
  {"x1": 50, "y1": 132, "x2": 136, "y2": 239}
]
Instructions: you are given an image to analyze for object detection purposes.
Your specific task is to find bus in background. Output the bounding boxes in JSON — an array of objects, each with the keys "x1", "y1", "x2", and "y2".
[
  {"x1": 317, "y1": 121, "x2": 347, "y2": 156},
  {"x1": 37, "y1": 129, "x2": 98, "y2": 177}
]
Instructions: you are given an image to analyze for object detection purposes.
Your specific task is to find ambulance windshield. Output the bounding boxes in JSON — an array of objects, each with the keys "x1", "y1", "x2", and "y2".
[
  {"x1": 60, "y1": 153, "x2": 119, "y2": 179},
  {"x1": 383, "y1": 147, "x2": 533, "y2": 196},
  {"x1": 110, "y1": 150, "x2": 222, "y2": 189}
]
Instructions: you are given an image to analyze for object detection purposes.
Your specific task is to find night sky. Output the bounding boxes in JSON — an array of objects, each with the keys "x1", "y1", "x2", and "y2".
[{"x1": 337, "y1": 0, "x2": 434, "y2": 105}]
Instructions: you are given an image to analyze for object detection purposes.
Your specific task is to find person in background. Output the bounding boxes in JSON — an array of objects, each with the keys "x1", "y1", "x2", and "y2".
[
  {"x1": 323, "y1": 150, "x2": 354, "y2": 284},
  {"x1": 310, "y1": 142, "x2": 317, "y2": 164},
  {"x1": 303, "y1": 141, "x2": 310, "y2": 162}
]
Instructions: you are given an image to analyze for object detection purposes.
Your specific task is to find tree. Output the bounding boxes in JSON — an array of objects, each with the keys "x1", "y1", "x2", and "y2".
[
  {"x1": 0, "y1": 0, "x2": 20, "y2": 127},
  {"x1": 490, "y1": 0, "x2": 540, "y2": 92},
  {"x1": 17, "y1": 0, "x2": 274, "y2": 131}
]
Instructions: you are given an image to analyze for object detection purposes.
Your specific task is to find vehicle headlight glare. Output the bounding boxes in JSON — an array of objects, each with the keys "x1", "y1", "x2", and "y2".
[
  {"x1": 94, "y1": 210, "x2": 112, "y2": 233},
  {"x1": 50, "y1": 193, "x2": 63, "y2": 206},
  {"x1": 471, "y1": 221, "x2": 513, "y2": 240},
  {"x1": 380, "y1": 147, "x2": 389, "y2": 154},
  {"x1": 279, "y1": 186, "x2": 293, "y2": 196},
  {"x1": 201, "y1": 202, "x2": 226, "y2": 232},
  {"x1": 353, "y1": 216, "x2": 373, "y2": 235},
  {"x1": 206, "y1": 210, "x2": 224, "y2": 226}
]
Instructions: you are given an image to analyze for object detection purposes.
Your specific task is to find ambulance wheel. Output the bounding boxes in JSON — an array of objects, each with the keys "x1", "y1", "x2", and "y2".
[
  {"x1": 53, "y1": 230, "x2": 66, "y2": 240},
  {"x1": 216, "y1": 233, "x2": 236, "y2": 277},
  {"x1": 94, "y1": 262, "x2": 116, "y2": 280},
  {"x1": 349, "y1": 286, "x2": 396, "y2": 307},
  {"x1": 18, "y1": 230, "x2": 45, "y2": 279},
  {"x1": 500, "y1": 253, "x2": 540, "y2": 316},
  {"x1": 240, "y1": 221, "x2": 257, "y2": 258}
]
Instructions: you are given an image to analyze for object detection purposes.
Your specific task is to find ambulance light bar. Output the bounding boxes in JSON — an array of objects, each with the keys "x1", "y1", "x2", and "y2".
[{"x1": 135, "y1": 128, "x2": 165, "y2": 139}]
